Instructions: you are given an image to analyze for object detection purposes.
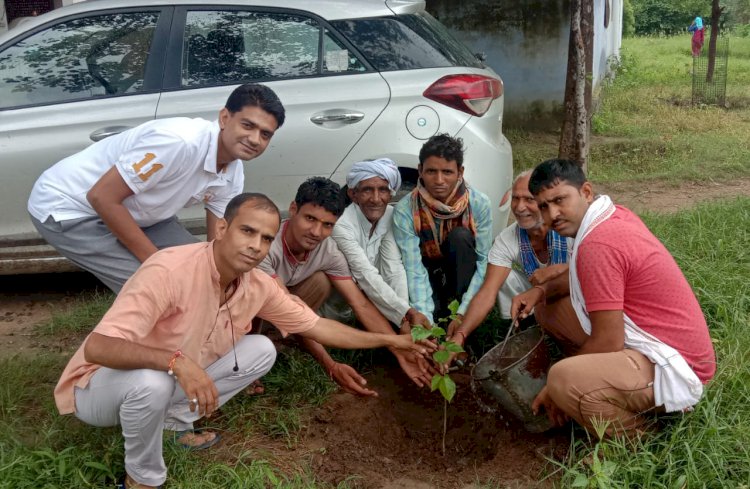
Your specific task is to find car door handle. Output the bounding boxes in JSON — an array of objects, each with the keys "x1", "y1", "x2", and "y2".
[
  {"x1": 310, "y1": 110, "x2": 365, "y2": 125},
  {"x1": 90, "y1": 125, "x2": 132, "y2": 142}
]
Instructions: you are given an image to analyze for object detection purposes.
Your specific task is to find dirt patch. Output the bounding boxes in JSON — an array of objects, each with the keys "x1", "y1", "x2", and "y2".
[
  {"x1": 596, "y1": 177, "x2": 750, "y2": 215},
  {"x1": 295, "y1": 367, "x2": 566, "y2": 488},
  {"x1": 0, "y1": 273, "x2": 102, "y2": 358}
]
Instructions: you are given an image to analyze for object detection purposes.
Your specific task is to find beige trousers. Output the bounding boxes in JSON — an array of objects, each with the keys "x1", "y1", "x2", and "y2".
[{"x1": 536, "y1": 298, "x2": 658, "y2": 437}]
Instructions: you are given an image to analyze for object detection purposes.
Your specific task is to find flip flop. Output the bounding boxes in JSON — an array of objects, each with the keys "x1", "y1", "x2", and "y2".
[
  {"x1": 243, "y1": 379, "x2": 265, "y2": 396},
  {"x1": 170, "y1": 429, "x2": 221, "y2": 450},
  {"x1": 115, "y1": 475, "x2": 161, "y2": 489}
]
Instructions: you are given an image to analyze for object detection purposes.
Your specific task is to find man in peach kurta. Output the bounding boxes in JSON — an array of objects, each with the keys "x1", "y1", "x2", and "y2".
[{"x1": 55, "y1": 193, "x2": 426, "y2": 489}]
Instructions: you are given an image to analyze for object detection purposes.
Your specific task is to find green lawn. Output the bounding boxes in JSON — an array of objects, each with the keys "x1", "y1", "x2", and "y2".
[{"x1": 509, "y1": 35, "x2": 750, "y2": 183}]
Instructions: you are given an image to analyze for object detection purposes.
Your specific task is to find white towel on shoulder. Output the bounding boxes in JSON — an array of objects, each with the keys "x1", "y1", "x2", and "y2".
[{"x1": 568, "y1": 195, "x2": 703, "y2": 412}]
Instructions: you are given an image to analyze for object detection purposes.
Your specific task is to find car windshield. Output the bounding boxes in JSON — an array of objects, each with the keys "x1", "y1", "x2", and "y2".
[{"x1": 331, "y1": 12, "x2": 482, "y2": 72}]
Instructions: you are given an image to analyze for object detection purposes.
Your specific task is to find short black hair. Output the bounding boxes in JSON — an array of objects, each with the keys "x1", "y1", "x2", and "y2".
[
  {"x1": 294, "y1": 177, "x2": 345, "y2": 217},
  {"x1": 419, "y1": 133, "x2": 464, "y2": 168},
  {"x1": 224, "y1": 84, "x2": 286, "y2": 128},
  {"x1": 528, "y1": 159, "x2": 587, "y2": 195},
  {"x1": 224, "y1": 193, "x2": 280, "y2": 224}
]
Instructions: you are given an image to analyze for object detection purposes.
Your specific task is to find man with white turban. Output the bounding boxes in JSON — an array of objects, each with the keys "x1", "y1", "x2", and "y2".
[{"x1": 332, "y1": 159, "x2": 432, "y2": 331}]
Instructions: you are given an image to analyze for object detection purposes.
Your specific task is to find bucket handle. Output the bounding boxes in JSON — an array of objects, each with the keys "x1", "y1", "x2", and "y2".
[{"x1": 472, "y1": 314, "x2": 520, "y2": 382}]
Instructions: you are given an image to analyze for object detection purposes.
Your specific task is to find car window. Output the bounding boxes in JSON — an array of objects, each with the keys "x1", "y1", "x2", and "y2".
[
  {"x1": 181, "y1": 10, "x2": 365, "y2": 87},
  {"x1": 331, "y1": 12, "x2": 482, "y2": 71},
  {"x1": 0, "y1": 12, "x2": 160, "y2": 109}
]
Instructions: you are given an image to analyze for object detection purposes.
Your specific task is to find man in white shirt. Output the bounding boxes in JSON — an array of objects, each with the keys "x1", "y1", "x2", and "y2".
[
  {"x1": 28, "y1": 83, "x2": 284, "y2": 293},
  {"x1": 447, "y1": 170, "x2": 571, "y2": 350},
  {"x1": 331, "y1": 158, "x2": 431, "y2": 331}
]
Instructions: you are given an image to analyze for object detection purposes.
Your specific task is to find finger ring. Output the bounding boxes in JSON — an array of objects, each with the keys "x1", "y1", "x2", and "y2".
[{"x1": 191, "y1": 398, "x2": 198, "y2": 403}]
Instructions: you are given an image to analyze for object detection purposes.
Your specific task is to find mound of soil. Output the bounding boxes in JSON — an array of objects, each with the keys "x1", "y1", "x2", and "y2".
[{"x1": 301, "y1": 366, "x2": 569, "y2": 488}]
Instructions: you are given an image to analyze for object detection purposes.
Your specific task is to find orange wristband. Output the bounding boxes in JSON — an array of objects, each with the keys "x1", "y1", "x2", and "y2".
[{"x1": 167, "y1": 350, "x2": 183, "y2": 377}]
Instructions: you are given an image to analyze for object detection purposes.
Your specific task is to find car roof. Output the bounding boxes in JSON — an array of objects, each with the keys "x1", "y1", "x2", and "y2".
[
  {"x1": 1, "y1": 0, "x2": 426, "y2": 47},
  {"x1": 24, "y1": 0, "x2": 423, "y2": 21}
]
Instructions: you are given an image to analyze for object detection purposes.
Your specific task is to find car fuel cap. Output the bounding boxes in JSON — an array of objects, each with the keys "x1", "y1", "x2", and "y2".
[{"x1": 405, "y1": 106, "x2": 440, "y2": 140}]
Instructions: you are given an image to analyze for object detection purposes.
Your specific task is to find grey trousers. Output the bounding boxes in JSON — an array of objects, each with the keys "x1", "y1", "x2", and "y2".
[
  {"x1": 73, "y1": 335, "x2": 276, "y2": 487},
  {"x1": 30, "y1": 214, "x2": 197, "y2": 293}
]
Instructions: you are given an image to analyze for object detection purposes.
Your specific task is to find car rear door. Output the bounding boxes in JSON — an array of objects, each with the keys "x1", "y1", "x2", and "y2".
[
  {"x1": 0, "y1": 7, "x2": 172, "y2": 240},
  {"x1": 154, "y1": 6, "x2": 390, "y2": 218}
]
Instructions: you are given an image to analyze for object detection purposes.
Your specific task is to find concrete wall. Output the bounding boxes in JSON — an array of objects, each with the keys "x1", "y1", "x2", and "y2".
[{"x1": 426, "y1": 0, "x2": 623, "y2": 129}]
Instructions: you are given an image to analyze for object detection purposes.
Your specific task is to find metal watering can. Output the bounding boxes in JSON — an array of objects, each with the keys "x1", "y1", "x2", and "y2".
[{"x1": 471, "y1": 323, "x2": 552, "y2": 433}]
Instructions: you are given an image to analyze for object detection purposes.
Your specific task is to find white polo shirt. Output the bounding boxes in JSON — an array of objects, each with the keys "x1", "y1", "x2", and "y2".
[{"x1": 28, "y1": 117, "x2": 244, "y2": 227}]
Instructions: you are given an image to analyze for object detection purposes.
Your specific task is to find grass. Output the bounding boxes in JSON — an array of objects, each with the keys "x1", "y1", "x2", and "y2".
[
  {"x1": 5, "y1": 200, "x2": 747, "y2": 488},
  {"x1": 552, "y1": 197, "x2": 750, "y2": 488},
  {"x1": 509, "y1": 35, "x2": 750, "y2": 183},
  {"x1": 0, "y1": 346, "x2": 346, "y2": 488}
]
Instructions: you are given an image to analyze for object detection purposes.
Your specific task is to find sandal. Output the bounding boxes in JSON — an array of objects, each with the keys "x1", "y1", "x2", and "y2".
[
  {"x1": 170, "y1": 429, "x2": 221, "y2": 450},
  {"x1": 115, "y1": 474, "x2": 161, "y2": 489},
  {"x1": 243, "y1": 379, "x2": 265, "y2": 396}
]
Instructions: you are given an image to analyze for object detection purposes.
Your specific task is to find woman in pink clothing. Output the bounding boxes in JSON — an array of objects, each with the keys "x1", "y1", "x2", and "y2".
[{"x1": 689, "y1": 16, "x2": 705, "y2": 57}]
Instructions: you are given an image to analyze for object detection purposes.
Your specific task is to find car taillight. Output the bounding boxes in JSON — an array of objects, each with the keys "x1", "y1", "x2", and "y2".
[{"x1": 423, "y1": 74, "x2": 503, "y2": 117}]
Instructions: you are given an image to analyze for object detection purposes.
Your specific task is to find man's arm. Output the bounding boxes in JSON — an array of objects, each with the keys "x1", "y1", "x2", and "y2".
[
  {"x1": 87, "y1": 167, "x2": 158, "y2": 262},
  {"x1": 575, "y1": 310, "x2": 625, "y2": 355},
  {"x1": 206, "y1": 209, "x2": 219, "y2": 242},
  {"x1": 448, "y1": 264, "x2": 511, "y2": 345},
  {"x1": 332, "y1": 278, "x2": 435, "y2": 387},
  {"x1": 511, "y1": 269, "x2": 572, "y2": 321},
  {"x1": 85, "y1": 333, "x2": 219, "y2": 416},
  {"x1": 300, "y1": 317, "x2": 428, "y2": 354},
  {"x1": 271, "y1": 276, "x2": 376, "y2": 396},
  {"x1": 392, "y1": 201, "x2": 435, "y2": 322}
]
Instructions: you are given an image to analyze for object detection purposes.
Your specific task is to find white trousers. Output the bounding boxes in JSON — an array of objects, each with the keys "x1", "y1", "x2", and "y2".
[{"x1": 73, "y1": 335, "x2": 276, "y2": 487}]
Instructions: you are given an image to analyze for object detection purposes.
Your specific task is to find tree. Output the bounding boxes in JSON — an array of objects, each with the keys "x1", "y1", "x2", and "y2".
[
  {"x1": 558, "y1": 0, "x2": 593, "y2": 172},
  {"x1": 706, "y1": 0, "x2": 725, "y2": 83}
]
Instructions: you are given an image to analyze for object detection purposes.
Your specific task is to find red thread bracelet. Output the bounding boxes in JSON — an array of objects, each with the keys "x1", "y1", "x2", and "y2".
[{"x1": 167, "y1": 350, "x2": 183, "y2": 376}]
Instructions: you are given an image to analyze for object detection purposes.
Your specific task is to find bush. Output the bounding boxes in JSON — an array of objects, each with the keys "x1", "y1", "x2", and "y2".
[{"x1": 631, "y1": 0, "x2": 709, "y2": 35}]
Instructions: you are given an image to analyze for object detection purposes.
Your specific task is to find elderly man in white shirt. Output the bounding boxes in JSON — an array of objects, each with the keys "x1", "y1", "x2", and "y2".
[{"x1": 332, "y1": 159, "x2": 431, "y2": 330}]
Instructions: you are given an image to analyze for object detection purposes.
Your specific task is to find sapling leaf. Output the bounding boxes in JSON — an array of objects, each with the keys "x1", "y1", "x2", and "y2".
[
  {"x1": 448, "y1": 299, "x2": 460, "y2": 316},
  {"x1": 438, "y1": 374, "x2": 456, "y2": 402},
  {"x1": 411, "y1": 325, "x2": 433, "y2": 342},
  {"x1": 431, "y1": 374, "x2": 441, "y2": 392},
  {"x1": 433, "y1": 350, "x2": 450, "y2": 364},
  {"x1": 444, "y1": 341, "x2": 464, "y2": 353},
  {"x1": 430, "y1": 326, "x2": 446, "y2": 339}
]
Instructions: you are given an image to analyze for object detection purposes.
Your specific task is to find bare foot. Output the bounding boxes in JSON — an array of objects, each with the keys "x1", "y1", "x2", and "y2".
[{"x1": 243, "y1": 379, "x2": 265, "y2": 395}]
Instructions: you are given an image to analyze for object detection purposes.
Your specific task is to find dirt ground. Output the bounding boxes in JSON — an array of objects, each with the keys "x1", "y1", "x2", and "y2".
[
  {"x1": 1, "y1": 177, "x2": 749, "y2": 488},
  {"x1": 295, "y1": 367, "x2": 568, "y2": 488}
]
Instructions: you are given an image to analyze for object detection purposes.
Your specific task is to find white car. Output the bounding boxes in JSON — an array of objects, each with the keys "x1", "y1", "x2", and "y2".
[{"x1": 0, "y1": 0, "x2": 512, "y2": 275}]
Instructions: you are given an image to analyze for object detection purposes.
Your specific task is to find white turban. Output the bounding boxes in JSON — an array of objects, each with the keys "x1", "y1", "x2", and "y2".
[{"x1": 346, "y1": 158, "x2": 401, "y2": 194}]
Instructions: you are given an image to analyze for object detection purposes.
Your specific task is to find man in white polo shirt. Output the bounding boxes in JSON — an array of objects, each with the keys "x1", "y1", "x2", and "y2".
[{"x1": 27, "y1": 83, "x2": 284, "y2": 292}]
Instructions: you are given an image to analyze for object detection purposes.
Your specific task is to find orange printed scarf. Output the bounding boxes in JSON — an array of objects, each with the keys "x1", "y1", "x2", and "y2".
[{"x1": 411, "y1": 179, "x2": 476, "y2": 260}]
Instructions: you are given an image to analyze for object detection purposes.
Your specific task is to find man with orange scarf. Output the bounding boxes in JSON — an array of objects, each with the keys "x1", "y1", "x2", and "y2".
[{"x1": 393, "y1": 134, "x2": 492, "y2": 334}]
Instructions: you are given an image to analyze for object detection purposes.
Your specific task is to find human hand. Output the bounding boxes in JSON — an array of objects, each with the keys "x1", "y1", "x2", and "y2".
[
  {"x1": 328, "y1": 362, "x2": 377, "y2": 397},
  {"x1": 531, "y1": 385, "x2": 569, "y2": 427},
  {"x1": 393, "y1": 350, "x2": 438, "y2": 388},
  {"x1": 390, "y1": 330, "x2": 437, "y2": 357},
  {"x1": 510, "y1": 287, "x2": 545, "y2": 322},
  {"x1": 405, "y1": 308, "x2": 431, "y2": 329},
  {"x1": 529, "y1": 264, "x2": 567, "y2": 286},
  {"x1": 173, "y1": 355, "x2": 219, "y2": 418}
]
